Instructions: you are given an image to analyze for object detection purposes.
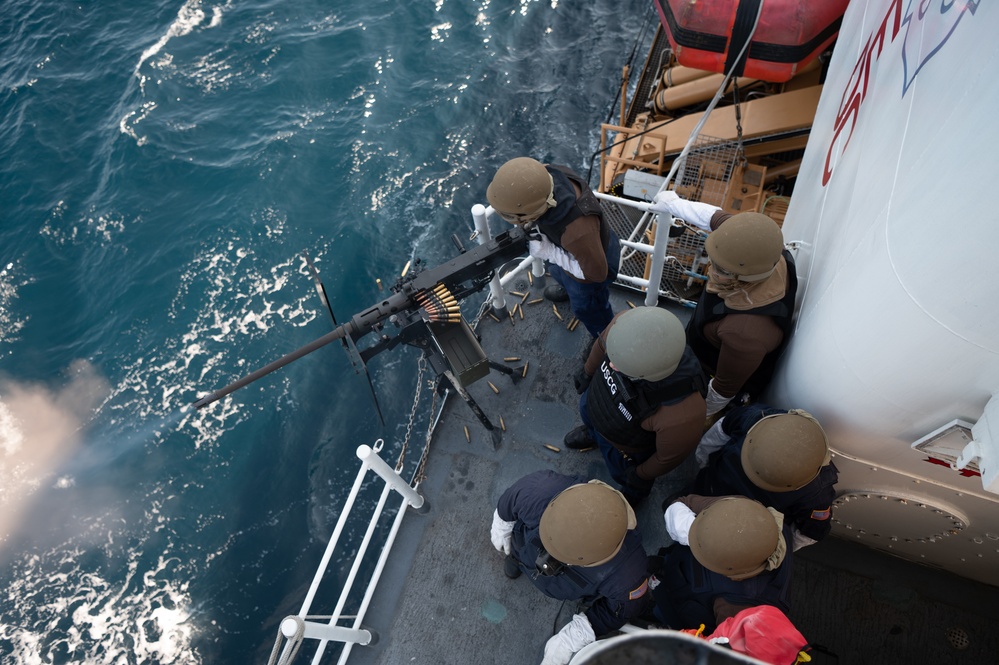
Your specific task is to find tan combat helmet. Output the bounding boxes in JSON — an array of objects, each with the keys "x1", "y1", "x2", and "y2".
[
  {"x1": 486, "y1": 157, "x2": 557, "y2": 224},
  {"x1": 704, "y1": 212, "x2": 784, "y2": 282},
  {"x1": 742, "y1": 410, "x2": 830, "y2": 492},
  {"x1": 688, "y1": 497, "x2": 779, "y2": 580},
  {"x1": 540, "y1": 481, "x2": 633, "y2": 567},
  {"x1": 605, "y1": 307, "x2": 686, "y2": 382}
]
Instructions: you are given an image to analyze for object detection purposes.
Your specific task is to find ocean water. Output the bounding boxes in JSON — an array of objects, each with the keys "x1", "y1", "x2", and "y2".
[{"x1": 0, "y1": 0, "x2": 650, "y2": 662}]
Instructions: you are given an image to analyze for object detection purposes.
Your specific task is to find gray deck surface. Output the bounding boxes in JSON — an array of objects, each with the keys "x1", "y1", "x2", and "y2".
[{"x1": 320, "y1": 279, "x2": 999, "y2": 665}]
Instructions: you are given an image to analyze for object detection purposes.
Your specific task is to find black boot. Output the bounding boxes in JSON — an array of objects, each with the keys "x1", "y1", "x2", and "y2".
[
  {"x1": 564, "y1": 425, "x2": 597, "y2": 450},
  {"x1": 543, "y1": 283, "x2": 569, "y2": 302},
  {"x1": 504, "y1": 555, "x2": 522, "y2": 579}
]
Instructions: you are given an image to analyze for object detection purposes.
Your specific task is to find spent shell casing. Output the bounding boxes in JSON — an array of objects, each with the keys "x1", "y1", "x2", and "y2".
[
  {"x1": 500, "y1": 416, "x2": 506, "y2": 432},
  {"x1": 376, "y1": 278, "x2": 383, "y2": 290},
  {"x1": 543, "y1": 444, "x2": 561, "y2": 453},
  {"x1": 627, "y1": 301, "x2": 636, "y2": 309},
  {"x1": 517, "y1": 304, "x2": 524, "y2": 320},
  {"x1": 522, "y1": 362, "x2": 529, "y2": 378},
  {"x1": 503, "y1": 357, "x2": 521, "y2": 362},
  {"x1": 401, "y1": 260, "x2": 411, "y2": 277},
  {"x1": 527, "y1": 271, "x2": 533, "y2": 285},
  {"x1": 528, "y1": 298, "x2": 543, "y2": 305},
  {"x1": 520, "y1": 291, "x2": 530, "y2": 304},
  {"x1": 489, "y1": 312, "x2": 501, "y2": 322},
  {"x1": 510, "y1": 291, "x2": 527, "y2": 297},
  {"x1": 552, "y1": 304, "x2": 563, "y2": 321},
  {"x1": 488, "y1": 381, "x2": 499, "y2": 394},
  {"x1": 463, "y1": 425, "x2": 470, "y2": 443}
]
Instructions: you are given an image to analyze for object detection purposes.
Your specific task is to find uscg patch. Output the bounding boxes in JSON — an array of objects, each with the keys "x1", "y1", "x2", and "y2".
[
  {"x1": 811, "y1": 507, "x2": 832, "y2": 521},
  {"x1": 629, "y1": 578, "x2": 649, "y2": 600}
]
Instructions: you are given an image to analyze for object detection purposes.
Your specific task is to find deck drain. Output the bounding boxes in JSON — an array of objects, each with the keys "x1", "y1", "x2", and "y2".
[{"x1": 946, "y1": 626, "x2": 970, "y2": 650}]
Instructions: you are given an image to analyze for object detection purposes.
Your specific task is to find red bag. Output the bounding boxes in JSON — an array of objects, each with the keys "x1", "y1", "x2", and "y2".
[{"x1": 706, "y1": 605, "x2": 809, "y2": 665}]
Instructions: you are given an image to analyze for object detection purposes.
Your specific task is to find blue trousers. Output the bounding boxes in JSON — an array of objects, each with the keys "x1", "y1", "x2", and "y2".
[
  {"x1": 548, "y1": 264, "x2": 615, "y2": 338},
  {"x1": 579, "y1": 392, "x2": 653, "y2": 503}
]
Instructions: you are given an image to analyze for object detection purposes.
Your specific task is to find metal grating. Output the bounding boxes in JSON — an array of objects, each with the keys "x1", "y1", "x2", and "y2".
[
  {"x1": 602, "y1": 198, "x2": 707, "y2": 304},
  {"x1": 601, "y1": 134, "x2": 750, "y2": 304},
  {"x1": 673, "y1": 135, "x2": 743, "y2": 208}
]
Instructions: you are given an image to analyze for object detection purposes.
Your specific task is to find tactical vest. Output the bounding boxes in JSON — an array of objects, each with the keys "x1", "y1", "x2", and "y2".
[
  {"x1": 686, "y1": 249, "x2": 798, "y2": 398},
  {"x1": 651, "y1": 525, "x2": 794, "y2": 632},
  {"x1": 536, "y1": 166, "x2": 620, "y2": 280},
  {"x1": 586, "y1": 346, "x2": 706, "y2": 448}
]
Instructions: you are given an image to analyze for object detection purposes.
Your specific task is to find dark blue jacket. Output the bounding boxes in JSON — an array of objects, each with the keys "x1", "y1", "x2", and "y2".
[
  {"x1": 497, "y1": 470, "x2": 651, "y2": 635},
  {"x1": 651, "y1": 522, "x2": 794, "y2": 632},
  {"x1": 691, "y1": 404, "x2": 838, "y2": 542}
]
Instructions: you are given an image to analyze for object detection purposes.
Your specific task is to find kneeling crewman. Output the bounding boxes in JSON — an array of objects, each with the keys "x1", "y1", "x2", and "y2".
[
  {"x1": 693, "y1": 404, "x2": 839, "y2": 549},
  {"x1": 490, "y1": 470, "x2": 651, "y2": 665},
  {"x1": 652, "y1": 495, "x2": 794, "y2": 633}
]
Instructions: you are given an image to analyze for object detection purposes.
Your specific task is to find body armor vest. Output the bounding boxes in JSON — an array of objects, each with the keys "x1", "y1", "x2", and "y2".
[
  {"x1": 536, "y1": 166, "x2": 620, "y2": 280},
  {"x1": 586, "y1": 347, "x2": 705, "y2": 448},
  {"x1": 686, "y1": 249, "x2": 797, "y2": 397}
]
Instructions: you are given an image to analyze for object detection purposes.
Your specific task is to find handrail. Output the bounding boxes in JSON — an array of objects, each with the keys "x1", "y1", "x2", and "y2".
[
  {"x1": 268, "y1": 440, "x2": 427, "y2": 665},
  {"x1": 471, "y1": 196, "x2": 695, "y2": 305}
]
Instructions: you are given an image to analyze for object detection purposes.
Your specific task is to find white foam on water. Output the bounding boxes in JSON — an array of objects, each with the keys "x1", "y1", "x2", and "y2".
[
  {"x1": 0, "y1": 260, "x2": 29, "y2": 350},
  {"x1": 97, "y1": 229, "x2": 322, "y2": 451},
  {"x1": 0, "y1": 534, "x2": 201, "y2": 664},
  {"x1": 135, "y1": 0, "x2": 209, "y2": 76}
]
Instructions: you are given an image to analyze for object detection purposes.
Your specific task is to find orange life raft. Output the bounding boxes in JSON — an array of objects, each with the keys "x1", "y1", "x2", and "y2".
[{"x1": 654, "y1": 0, "x2": 849, "y2": 83}]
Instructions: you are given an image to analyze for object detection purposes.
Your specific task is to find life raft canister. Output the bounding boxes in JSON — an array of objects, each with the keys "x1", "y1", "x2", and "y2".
[{"x1": 654, "y1": 0, "x2": 849, "y2": 83}]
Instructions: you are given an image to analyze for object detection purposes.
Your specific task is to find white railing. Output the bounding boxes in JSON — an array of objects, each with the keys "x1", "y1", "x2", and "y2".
[
  {"x1": 469, "y1": 199, "x2": 685, "y2": 310},
  {"x1": 268, "y1": 440, "x2": 427, "y2": 665}
]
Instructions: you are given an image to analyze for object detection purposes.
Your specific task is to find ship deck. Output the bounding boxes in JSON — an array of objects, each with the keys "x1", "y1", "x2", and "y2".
[{"x1": 330, "y1": 281, "x2": 999, "y2": 665}]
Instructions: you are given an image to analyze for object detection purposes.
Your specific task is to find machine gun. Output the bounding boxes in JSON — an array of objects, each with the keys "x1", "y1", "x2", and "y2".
[{"x1": 192, "y1": 226, "x2": 529, "y2": 444}]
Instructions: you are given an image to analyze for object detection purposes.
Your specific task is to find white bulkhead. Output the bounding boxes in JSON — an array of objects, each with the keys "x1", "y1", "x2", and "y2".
[{"x1": 770, "y1": 0, "x2": 999, "y2": 584}]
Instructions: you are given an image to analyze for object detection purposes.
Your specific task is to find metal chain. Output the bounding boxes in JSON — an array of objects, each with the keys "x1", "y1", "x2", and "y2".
[
  {"x1": 414, "y1": 378, "x2": 439, "y2": 485},
  {"x1": 396, "y1": 355, "x2": 428, "y2": 471}
]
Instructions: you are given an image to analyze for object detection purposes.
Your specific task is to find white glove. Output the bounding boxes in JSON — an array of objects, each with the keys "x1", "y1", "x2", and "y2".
[
  {"x1": 791, "y1": 525, "x2": 818, "y2": 551},
  {"x1": 490, "y1": 509, "x2": 515, "y2": 555},
  {"x1": 704, "y1": 378, "x2": 734, "y2": 417},
  {"x1": 649, "y1": 191, "x2": 719, "y2": 232},
  {"x1": 648, "y1": 190, "x2": 680, "y2": 213},
  {"x1": 539, "y1": 613, "x2": 595, "y2": 665},
  {"x1": 694, "y1": 417, "x2": 729, "y2": 468},
  {"x1": 664, "y1": 502, "x2": 696, "y2": 545},
  {"x1": 528, "y1": 237, "x2": 586, "y2": 280}
]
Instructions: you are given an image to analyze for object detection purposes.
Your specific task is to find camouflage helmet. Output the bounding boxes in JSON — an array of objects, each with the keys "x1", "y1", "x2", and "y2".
[
  {"x1": 688, "y1": 497, "x2": 779, "y2": 580},
  {"x1": 605, "y1": 307, "x2": 686, "y2": 382},
  {"x1": 742, "y1": 410, "x2": 829, "y2": 492},
  {"x1": 486, "y1": 157, "x2": 556, "y2": 224},
  {"x1": 705, "y1": 212, "x2": 784, "y2": 282},
  {"x1": 540, "y1": 481, "x2": 631, "y2": 567}
]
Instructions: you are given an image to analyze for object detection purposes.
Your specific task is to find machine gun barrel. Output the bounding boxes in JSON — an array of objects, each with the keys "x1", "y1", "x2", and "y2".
[
  {"x1": 192, "y1": 226, "x2": 527, "y2": 410},
  {"x1": 192, "y1": 323, "x2": 353, "y2": 409}
]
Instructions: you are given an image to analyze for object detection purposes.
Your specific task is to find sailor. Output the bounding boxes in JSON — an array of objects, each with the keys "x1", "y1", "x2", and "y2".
[
  {"x1": 490, "y1": 470, "x2": 651, "y2": 665},
  {"x1": 651, "y1": 494, "x2": 794, "y2": 633},
  {"x1": 648, "y1": 192, "x2": 797, "y2": 417},
  {"x1": 691, "y1": 404, "x2": 839, "y2": 549},
  {"x1": 487, "y1": 157, "x2": 621, "y2": 337},
  {"x1": 563, "y1": 306, "x2": 707, "y2": 503}
]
